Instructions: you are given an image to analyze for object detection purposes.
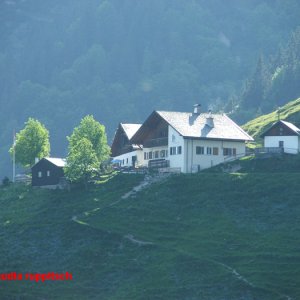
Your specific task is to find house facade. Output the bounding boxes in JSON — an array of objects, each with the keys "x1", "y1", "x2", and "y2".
[
  {"x1": 111, "y1": 123, "x2": 143, "y2": 167},
  {"x1": 31, "y1": 157, "x2": 66, "y2": 188},
  {"x1": 168, "y1": 126, "x2": 247, "y2": 173},
  {"x1": 129, "y1": 106, "x2": 253, "y2": 173},
  {"x1": 261, "y1": 120, "x2": 300, "y2": 154}
]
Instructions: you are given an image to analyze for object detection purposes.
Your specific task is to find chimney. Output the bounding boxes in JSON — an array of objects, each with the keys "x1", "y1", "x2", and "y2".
[
  {"x1": 193, "y1": 104, "x2": 201, "y2": 115},
  {"x1": 205, "y1": 110, "x2": 214, "y2": 128},
  {"x1": 35, "y1": 157, "x2": 39, "y2": 164}
]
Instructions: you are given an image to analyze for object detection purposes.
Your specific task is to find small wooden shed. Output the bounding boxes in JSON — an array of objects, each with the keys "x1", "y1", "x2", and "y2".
[
  {"x1": 31, "y1": 157, "x2": 66, "y2": 188},
  {"x1": 260, "y1": 120, "x2": 300, "y2": 154}
]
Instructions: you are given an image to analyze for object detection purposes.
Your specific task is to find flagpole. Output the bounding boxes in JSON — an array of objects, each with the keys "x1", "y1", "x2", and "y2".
[{"x1": 13, "y1": 130, "x2": 16, "y2": 183}]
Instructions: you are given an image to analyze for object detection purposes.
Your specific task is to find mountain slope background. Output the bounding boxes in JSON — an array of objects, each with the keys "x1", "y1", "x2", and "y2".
[
  {"x1": 243, "y1": 97, "x2": 300, "y2": 142},
  {"x1": 1, "y1": 0, "x2": 300, "y2": 177},
  {"x1": 233, "y1": 28, "x2": 300, "y2": 122},
  {"x1": 0, "y1": 170, "x2": 299, "y2": 299}
]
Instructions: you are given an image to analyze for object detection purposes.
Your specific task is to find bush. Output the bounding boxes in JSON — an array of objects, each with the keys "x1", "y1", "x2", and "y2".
[{"x1": 2, "y1": 176, "x2": 10, "y2": 186}]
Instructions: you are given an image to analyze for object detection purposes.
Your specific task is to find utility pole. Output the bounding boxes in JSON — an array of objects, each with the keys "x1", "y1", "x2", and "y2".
[
  {"x1": 277, "y1": 107, "x2": 281, "y2": 121},
  {"x1": 13, "y1": 130, "x2": 16, "y2": 183}
]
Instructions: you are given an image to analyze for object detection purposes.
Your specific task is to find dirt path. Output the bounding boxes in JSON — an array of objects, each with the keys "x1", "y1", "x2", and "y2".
[
  {"x1": 124, "y1": 234, "x2": 154, "y2": 246},
  {"x1": 214, "y1": 261, "x2": 254, "y2": 287},
  {"x1": 213, "y1": 260, "x2": 293, "y2": 300},
  {"x1": 121, "y1": 173, "x2": 171, "y2": 200}
]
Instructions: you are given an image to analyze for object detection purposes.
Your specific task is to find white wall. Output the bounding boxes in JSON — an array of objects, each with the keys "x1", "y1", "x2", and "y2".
[
  {"x1": 143, "y1": 146, "x2": 168, "y2": 167},
  {"x1": 183, "y1": 139, "x2": 246, "y2": 173},
  {"x1": 165, "y1": 125, "x2": 247, "y2": 173},
  {"x1": 168, "y1": 126, "x2": 185, "y2": 172},
  {"x1": 264, "y1": 136, "x2": 299, "y2": 154},
  {"x1": 113, "y1": 150, "x2": 144, "y2": 167},
  {"x1": 114, "y1": 126, "x2": 247, "y2": 172}
]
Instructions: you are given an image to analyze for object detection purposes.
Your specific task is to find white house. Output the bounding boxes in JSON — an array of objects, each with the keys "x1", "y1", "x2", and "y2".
[
  {"x1": 130, "y1": 105, "x2": 254, "y2": 173},
  {"x1": 260, "y1": 120, "x2": 300, "y2": 154},
  {"x1": 111, "y1": 123, "x2": 144, "y2": 167}
]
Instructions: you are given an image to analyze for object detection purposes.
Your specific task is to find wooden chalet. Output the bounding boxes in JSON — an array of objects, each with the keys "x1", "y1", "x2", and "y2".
[
  {"x1": 260, "y1": 120, "x2": 300, "y2": 154},
  {"x1": 131, "y1": 106, "x2": 253, "y2": 172},
  {"x1": 31, "y1": 157, "x2": 66, "y2": 188}
]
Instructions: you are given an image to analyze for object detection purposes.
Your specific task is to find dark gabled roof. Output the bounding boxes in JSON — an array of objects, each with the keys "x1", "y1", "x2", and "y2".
[
  {"x1": 131, "y1": 110, "x2": 253, "y2": 143},
  {"x1": 260, "y1": 120, "x2": 300, "y2": 137},
  {"x1": 111, "y1": 123, "x2": 142, "y2": 157}
]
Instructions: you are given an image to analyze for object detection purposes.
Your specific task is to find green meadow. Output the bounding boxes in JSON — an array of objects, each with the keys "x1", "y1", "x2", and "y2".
[{"x1": 0, "y1": 165, "x2": 299, "y2": 299}]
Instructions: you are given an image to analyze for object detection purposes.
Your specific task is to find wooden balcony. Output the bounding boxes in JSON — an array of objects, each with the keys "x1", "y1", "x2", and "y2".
[
  {"x1": 148, "y1": 159, "x2": 170, "y2": 169},
  {"x1": 144, "y1": 137, "x2": 168, "y2": 148}
]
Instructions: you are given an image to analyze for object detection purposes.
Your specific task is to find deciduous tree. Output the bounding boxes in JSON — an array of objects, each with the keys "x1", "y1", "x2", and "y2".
[
  {"x1": 67, "y1": 115, "x2": 110, "y2": 163},
  {"x1": 64, "y1": 116, "x2": 110, "y2": 187},
  {"x1": 64, "y1": 137, "x2": 99, "y2": 188},
  {"x1": 9, "y1": 118, "x2": 50, "y2": 168}
]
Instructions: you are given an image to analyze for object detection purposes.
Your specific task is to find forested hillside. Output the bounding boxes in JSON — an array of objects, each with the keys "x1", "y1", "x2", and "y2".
[
  {"x1": 1, "y1": 0, "x2": 300, "y2": 177},
  {"x1": 234, "y1": 28, "x2": 300, "y2": 122}
]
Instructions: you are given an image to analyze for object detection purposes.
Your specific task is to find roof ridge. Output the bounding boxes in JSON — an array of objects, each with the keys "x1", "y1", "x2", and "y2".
[{"x1": 132, "y1": 110, "x2": 253, "y2": 143}]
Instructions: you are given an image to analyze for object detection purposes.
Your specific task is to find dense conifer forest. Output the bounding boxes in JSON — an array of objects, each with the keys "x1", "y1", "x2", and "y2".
[{"x1": 1, "y1": 0, "x2": 300, "y2": 177}]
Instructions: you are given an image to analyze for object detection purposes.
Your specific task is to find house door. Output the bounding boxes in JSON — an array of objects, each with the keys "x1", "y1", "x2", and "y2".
[
  {"x1": 279, "y1": 141, "x2": 284, "y2": 148},
  {"x1": 132, "y1": 155, "x2": 137, "y2": 167}
]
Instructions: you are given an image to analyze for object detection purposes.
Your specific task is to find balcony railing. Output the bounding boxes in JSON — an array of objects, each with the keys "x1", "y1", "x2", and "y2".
[
  {"x1": 144, "y1": 137, "x2": 168, "y2": 148},
  {"x1": 148, "y1": 159, "x2": 170, "y2": 169},
  {"x1": 254, "y1": 147, "x2": 284, "y2": 154}
]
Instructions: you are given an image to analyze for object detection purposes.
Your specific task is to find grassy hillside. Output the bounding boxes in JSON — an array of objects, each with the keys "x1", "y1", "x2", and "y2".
[
  {"x1": 242, "y1": 97, "x2": 300, "y2": 141},
  {"x1": 0, "y1": 169, "x2": 299, "y2": 299},
  {"x1": 206, "y1": 153, "x2": 300, "y2": 173}
]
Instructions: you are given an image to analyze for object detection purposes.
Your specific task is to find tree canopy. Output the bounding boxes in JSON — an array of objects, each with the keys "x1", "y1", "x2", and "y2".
[
  {"x1": 9, "y1": 118, "x2": 50, "y2": 168},
  {"x1": 235, "y1": 27, "x2": 300, "y2": 121},
  {"x1": 64, "y1": 116, "x2": 110, "y2": 186},
  {"x1": 64, "y1": 137, "x2": 99, "y2": 187},
  {"x1": 67, "y1": 115, "x2": 110, "y2": 163}
]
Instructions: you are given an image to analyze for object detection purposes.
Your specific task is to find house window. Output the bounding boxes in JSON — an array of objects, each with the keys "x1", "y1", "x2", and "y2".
[
  {"x1": 213, "y1": 147, "x2": 219, "y2": 155},
  {"x1": 160, "y1": 150, "x2": 165, "y2": 158},
  {"x1": 172, "y1": 134, "x2": 176, "y2": 142},
  {"x1": 122, "y1": 159, "x2": 124, "y2": 165},
  {"x1": 144, "y1": 152, "x2": 147, "y2": 160},
  {"x1": 126, "y1": 158, "x2": 128, "y2": 164},
  {"x1": 155, "y1": 150, "x2": 159, "y2": 158},
  {"x1": 223, "y1": 148, "x2": 232, "y2": 156},
  {"x1": 148, "y1": 151, "x2": 153, "y2": 159},
  {"x1": 207, "y1": 147, "x2": 212, "y2": 155},
  {"x1": 47, "y1": 170, "x2": 50, "y2": 177},
  {"x1": 279, "y1": 127, "x2": 283, "y2": 136},
  {"x1": 38, "y1": 171, "x2": 42, "y2": 178},
  {"x1": 279, "y1": 141, "x2": 284, "y2": 148},
  {"x1": 170, "y1": 146, "x2": 176, "y2": 155},
  {"x1": 196, "y1": 146, "x2": 204, "y2": 155},
  {"x1": 160, "y1": 130, "x2": 167, "y2": 137},
  {"x1": 233, "y1": 148, "x2": 237, "y2": 156},
  {"x1": 177, "y1": 146, "x2": 182, "y2": 155}
]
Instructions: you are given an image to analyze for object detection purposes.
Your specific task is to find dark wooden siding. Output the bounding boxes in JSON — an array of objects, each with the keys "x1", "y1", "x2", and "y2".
[
  {"x1": 131, "y1": 111, "x2": 168, "y2": 145},
  {"x1": 111, "y1": 124, "x2": 131, "y2": 157},
  {"x1": 31, "y1": 159, "x2": 64, "y2": 186},
  {"x1": 262, "y1": 121, "x2": 299, "y2": 137}
]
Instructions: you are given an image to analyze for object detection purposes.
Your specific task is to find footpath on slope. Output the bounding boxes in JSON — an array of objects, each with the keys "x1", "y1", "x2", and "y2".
[
  {"x1": 120, "y1": 173, "x2": 171, "y2": 200},
  {"x1": 71, "y1": 173, "x2": 171, "y2": 245}
]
